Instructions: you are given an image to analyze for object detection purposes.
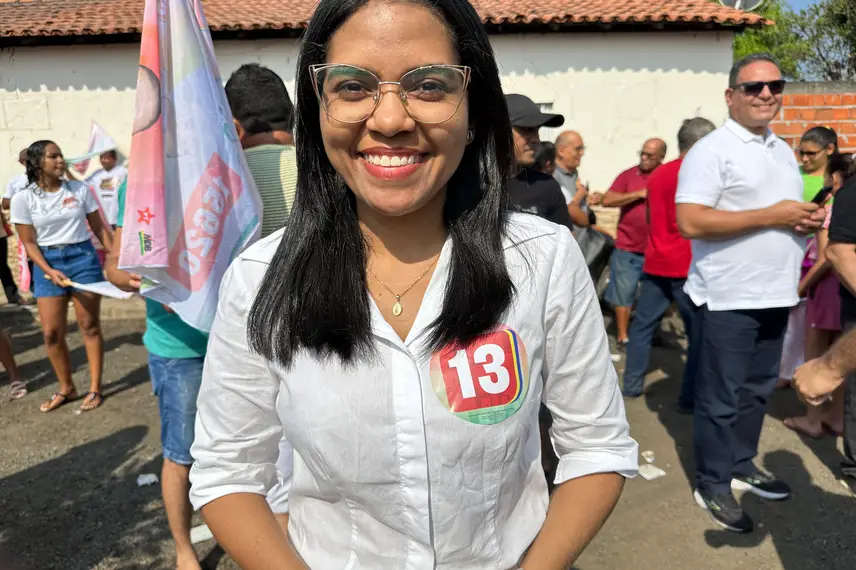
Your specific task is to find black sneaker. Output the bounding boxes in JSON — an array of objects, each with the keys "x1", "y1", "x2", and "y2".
[
  {"x1": 693, "y1": 489, "x2": 753, "y2": 533},
  {"x1": 731, "y1": 469, "x2": 791, "y2": 500}
]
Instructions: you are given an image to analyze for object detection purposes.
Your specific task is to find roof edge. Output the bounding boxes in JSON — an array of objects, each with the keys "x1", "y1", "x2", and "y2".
[{"x1": 0, "y1": 9, "x2": 771, "y2": 41}]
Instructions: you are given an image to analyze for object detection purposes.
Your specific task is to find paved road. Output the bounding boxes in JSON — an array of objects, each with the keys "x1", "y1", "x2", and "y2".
[{"x1": 0, "y1": 306, "x2": 853, "y2": 569}]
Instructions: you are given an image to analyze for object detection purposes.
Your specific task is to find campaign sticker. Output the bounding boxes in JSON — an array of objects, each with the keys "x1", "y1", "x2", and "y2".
[{"x1": 430, "y1": 326, "x2": 529, "y2": 425}]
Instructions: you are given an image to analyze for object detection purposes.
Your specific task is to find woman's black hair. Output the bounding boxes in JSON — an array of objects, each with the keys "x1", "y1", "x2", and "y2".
[
  {"x1": 827, "y1": 152, "x2": 853, "y2": 180},
  {"x1": 25, "y1": 140, "x2": 57, "y2": 189},
  {"x1": 248, "y1": 0, "x2": 516, "y2": 367},
  {"x1": 801, "y1": 126, "x2": 838, "y2": 152},
  {"x1": 533, "y1": 141, "x2": 556, "y2": 173}
]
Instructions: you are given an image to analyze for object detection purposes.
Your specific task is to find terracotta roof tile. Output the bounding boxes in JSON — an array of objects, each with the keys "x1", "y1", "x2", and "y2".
[{"x1": 0, "y1": 0, "x2": 767, "y2": 38}]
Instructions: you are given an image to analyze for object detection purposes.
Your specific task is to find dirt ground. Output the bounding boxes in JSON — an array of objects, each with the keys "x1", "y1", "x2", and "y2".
[{"x1": 0, "y1": 303, "x2": 854, "y2": 570}]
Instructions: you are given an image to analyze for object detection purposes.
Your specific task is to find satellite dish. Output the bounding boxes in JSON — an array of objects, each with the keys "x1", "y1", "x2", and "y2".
[{"x1": 718, "y1": 0, "x2": 768, "y2": 11}]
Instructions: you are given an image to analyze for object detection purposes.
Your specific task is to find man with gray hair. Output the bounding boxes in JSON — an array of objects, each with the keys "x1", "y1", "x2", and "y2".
[{"x1": 622, "y1": 118, "x2": 716, "y2": 405}]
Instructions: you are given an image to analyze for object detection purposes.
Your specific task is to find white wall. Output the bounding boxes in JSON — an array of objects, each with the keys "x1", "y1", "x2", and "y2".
[
  {"x1": 492, "y1": 32, "x2": 734, "y2": 188},
  {"x1": 0, "y1": 31, "x2": 732, "y2": 189}
]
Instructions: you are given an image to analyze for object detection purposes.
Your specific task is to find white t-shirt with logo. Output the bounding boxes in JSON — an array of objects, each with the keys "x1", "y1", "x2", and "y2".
[
  {"x1": 5, "y1": 173, "x2": 29, "y2": 201},
  {"x1": 86, "y1": 165, "x2": 127, "y2": 225},
  {"x1": 10, "y1": 181, "x2": 100, "y2": 247}
]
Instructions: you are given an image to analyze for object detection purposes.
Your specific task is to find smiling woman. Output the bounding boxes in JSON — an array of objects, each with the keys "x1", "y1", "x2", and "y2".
[{"x1": 188, "y1": 1, "x2": 638, "y2": 568}]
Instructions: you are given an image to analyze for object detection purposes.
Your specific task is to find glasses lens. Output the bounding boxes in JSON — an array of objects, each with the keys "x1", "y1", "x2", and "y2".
[
  {"x1": 768, "y1": 80, "x2": 786, "y2": 95},
  {"x1": 741, "y1": 81, "x2": 766, "y2": 96},
  {"x1": 400, "y1": 66, "x2": 467, "y2": 124},
  {"x1": 314, "y1": 65, "x2": 380, "y2": 123}
]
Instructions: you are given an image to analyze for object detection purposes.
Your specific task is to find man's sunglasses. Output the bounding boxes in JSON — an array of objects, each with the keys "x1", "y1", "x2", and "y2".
[{"x1": 735, "y1": 80, "x2": 786, "y2": 96}]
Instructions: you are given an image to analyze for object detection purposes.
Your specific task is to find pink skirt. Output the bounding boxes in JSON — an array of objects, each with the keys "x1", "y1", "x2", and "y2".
[{"x1": 806, "y1": 272, "x2": 842, "y2": 332}]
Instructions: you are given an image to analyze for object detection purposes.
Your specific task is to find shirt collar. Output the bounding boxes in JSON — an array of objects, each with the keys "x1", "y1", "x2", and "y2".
[
  {"x1": 554, "y1": 164, "x2": 576, "y2": 177},
  {"x1": 725, "y1": 118, "x2": 775, "y2": 145}
]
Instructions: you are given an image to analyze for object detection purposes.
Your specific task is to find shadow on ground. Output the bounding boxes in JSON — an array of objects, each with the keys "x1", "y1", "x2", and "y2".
[
  {"x1": 0, "y1": 426, "x2": 168, "y2": 570},
  {"x1": 639, "y1": 330, "x2": 697, "y2": 486},
  {"x1": 704, "y1": 450, "x2": 854, "y2": 570},
  {"x1": 765, "y1": 388, "x2": 845, "y2": 479},
  {"x1": 1, "y1": 316, "x2": 145, "y2": 398}
]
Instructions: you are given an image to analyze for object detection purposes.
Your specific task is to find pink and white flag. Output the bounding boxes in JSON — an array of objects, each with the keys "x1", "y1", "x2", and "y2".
[
  {"x1": 66, "y1": 122, "x2": 118, "y2": 175},
  {"x1": 118, "y1": 0, "x2": 262, "y2": 332}
]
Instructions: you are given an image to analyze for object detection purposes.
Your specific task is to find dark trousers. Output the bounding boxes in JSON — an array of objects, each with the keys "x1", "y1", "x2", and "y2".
[
  {"x1": 0, "y1": 238, "x2": 17, "y2": 301},
  {"x1": 693, "y1": 303, "x2": 790, "y2": 494},
  {"x1": 622, "y1": 274, "x2": 697, "y2": 407},
  {"x1": 841, "y1": 318, "x2": 856, "y2": 480}
]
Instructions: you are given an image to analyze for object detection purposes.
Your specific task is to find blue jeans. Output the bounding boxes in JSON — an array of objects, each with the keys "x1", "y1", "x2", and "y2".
[
  {"x1": 33, "y1": 241, "x2": 104, "y2": 298},
  {"x1": 692, "y1": 304, "x2": 789, "y2": 494},
  {"x1": 148, "y1": 354, "x2": 205, "y2": 465},
  {"x1": 604, "y1": 248, "x2": 644, "y2": 307},
  {"x1": 622, "y1": 275, "x2": 696, "y2": 407}
]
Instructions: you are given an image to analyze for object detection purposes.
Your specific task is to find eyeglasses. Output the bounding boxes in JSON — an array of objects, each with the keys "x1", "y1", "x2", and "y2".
[
  {"x1": 735, "y1": 80, "x2": 786, "y2": 97},
  {"x1": 798, "y1": 149, "x2": 820, "y2": 157},
  {"x1": 639, "y1": 151, "x2": 659, "y2": 159},
  {"x1": 310, "y1": 64, "x2": 471, "y2": 125}
]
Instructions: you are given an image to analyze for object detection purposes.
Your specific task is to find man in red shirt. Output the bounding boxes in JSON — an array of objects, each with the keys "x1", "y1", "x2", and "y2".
[
  {"x1": 602, "y1": 138, "x2": 667, "y2": 345},
  {"x1": 621, "y1": 118, "x2": 716, "y2": 407}
]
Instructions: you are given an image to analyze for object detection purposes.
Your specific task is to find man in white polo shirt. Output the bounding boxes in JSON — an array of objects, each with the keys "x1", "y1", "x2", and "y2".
[{"x1": 676, "y1": 53, "x2": 824, "y2": 533}]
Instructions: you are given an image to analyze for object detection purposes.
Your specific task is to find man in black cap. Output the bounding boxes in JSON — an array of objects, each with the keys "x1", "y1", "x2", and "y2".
[
  {"x1": 504, "y1": 96, "x2": 576, "y2": 490},
  {"x1": 505, "y1": 94, "x2": 574, "y2": 232}
]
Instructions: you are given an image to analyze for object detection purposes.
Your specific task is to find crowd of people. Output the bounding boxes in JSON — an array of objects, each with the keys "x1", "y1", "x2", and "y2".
[{"x1": 1, "y1": 0, "x2": 855, "y2": 568}]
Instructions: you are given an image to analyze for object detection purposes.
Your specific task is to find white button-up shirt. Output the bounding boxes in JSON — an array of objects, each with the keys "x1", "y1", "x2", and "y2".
[
  {"x1": 190, "y1": 213, "x2": 638, "y2": 569},
  {"x1": 676, "y1": 119, "x2": 804, "y2": 312}
]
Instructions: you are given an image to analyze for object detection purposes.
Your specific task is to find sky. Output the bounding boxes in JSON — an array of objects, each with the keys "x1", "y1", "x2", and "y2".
[{"x1": 786, "y1": 0, "x2": 818, "y2": 10}]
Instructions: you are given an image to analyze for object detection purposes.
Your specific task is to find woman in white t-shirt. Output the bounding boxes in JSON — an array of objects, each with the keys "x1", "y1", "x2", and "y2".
[
  {"x1": 85, "y1": 150, "x2": 128, "y2": 228},
  {"x1": 10, "y1": 140, "x2": 113, "y2": 413}
]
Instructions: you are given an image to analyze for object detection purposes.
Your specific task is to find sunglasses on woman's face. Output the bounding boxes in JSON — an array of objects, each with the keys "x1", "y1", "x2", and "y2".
[
  {"x1": 736, "y1": 79, "x2": 786, "y2": 97},
  {"x1": 798, "y1": 149, "x2": 820, "y2": 158}
]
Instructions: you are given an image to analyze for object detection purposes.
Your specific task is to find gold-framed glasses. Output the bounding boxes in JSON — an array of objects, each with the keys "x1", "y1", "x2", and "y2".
[{"x1": 310, "y1": 63, "x2": 471, "y2": 125}]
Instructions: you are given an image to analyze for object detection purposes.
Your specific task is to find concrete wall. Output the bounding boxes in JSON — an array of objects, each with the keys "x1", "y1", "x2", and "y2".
[
  {"x1": 0, "y1": 31, "x2": 733, "y2": 191},
  {"x1": 770, "y1": 82, "x2": 856, "y2": 153}
]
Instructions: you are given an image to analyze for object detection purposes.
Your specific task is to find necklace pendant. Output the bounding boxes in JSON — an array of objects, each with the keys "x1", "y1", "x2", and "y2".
[{"x1": 392, "y1": 301, "x2": 403, "y2": 317}]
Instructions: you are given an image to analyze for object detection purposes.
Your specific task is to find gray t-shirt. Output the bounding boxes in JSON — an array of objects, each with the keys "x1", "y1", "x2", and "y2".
[
  {"x1": 553, "y1": 166, "x2": 596, "y2": 252},
  {"x1": 10, "y1": 181, "x2": 99, "y2": 247}
]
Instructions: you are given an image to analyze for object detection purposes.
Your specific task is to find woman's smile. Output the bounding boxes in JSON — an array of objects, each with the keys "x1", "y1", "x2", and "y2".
[{"x1": 358, "y1": 147, "x2": 430, "y2": 181}]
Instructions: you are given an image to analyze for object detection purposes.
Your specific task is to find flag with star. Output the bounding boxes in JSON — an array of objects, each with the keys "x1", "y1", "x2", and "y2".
[{"x1": 119, "y1": 0, "x2": 262, "y2": 332}]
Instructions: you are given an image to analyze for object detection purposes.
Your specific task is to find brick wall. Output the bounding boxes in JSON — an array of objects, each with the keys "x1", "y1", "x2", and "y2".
[{"x1": 770, "y1": 82, "x2": 856, "y2": 153}]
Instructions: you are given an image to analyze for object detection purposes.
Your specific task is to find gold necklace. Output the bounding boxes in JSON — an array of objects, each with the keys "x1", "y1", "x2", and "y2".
[{"x1": 367, "y1": 257, "x2": 439, "y2": 317}]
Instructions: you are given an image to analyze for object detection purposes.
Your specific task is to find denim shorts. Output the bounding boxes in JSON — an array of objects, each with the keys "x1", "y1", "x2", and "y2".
[
  {"x1": 148, "y1": 354, "x2": 204, "y2": 465},
  {"x1": 604, "y1": 248, "x2": 645, "y2": 307},
  {"x1": 33, "y1": 240, "x2": 104, "y2": 298}
]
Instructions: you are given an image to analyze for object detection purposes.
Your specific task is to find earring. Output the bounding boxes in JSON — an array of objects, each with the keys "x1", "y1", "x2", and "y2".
[{"x1": 466, "y1": 129, "x2": 474, "y2": 143}]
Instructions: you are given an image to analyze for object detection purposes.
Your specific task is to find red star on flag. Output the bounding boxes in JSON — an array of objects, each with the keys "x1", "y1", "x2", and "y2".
[{"x1": 138, "y1": 208, "x2": 155, "y2": 225}]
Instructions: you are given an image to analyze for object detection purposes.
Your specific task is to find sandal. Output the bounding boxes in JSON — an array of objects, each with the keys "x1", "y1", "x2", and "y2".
[
  {"x1": 8, "y1": 380, "x2": 27, "y2": 400},
  {"x1": 80, "y1": 392, "x2": 104, "y2": 412},
  {"x1": 40, "y1": 390, "x2": 78, "y2": 413}
]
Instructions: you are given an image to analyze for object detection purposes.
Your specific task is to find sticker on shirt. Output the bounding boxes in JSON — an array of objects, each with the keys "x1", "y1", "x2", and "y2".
[
  {"x1": 430, "y1": 326, "x2": 529, "y2": 425},
  {"x1": 61, "y1": 196, "x2": 81, "y2": 210}
]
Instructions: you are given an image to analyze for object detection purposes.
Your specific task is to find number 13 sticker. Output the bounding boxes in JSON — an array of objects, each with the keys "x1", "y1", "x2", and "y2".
[{"x1": 430, "y1": 326, "x2": 529, "y2": 425}]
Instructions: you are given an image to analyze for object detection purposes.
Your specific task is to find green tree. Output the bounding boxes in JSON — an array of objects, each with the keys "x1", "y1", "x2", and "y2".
[
  {"x1": 732, "y1": 0, "x2": 810, "y2": 80},
  {"x1": 797, "y1": 0, "x2": 856, "y2": 80}
]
